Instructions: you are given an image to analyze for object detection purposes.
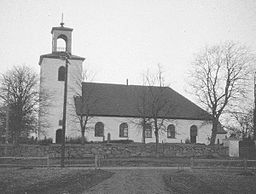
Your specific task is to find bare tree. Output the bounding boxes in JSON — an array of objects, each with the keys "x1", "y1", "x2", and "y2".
[
  {"x1": 254, "y1": 72, "x2": 256, "y2": 140},
  {"x1": 188, "y1": 42, "x2": 253, "y2": 145},
  {"x1": 71, "y1": 69, "x2": 96, "y2": 144},
  {"x1": 0, "y1": 106, "x2": 6, "y2": 143},
  {"x1": 140, "y1": 65, "x2": 174, "y2": 152},
  {"x1": 134, "y1": 88, "x2": 151, "y2": 144},
  {"x1": 38, "y1": 86, "x2": 52, "y2": 139},
  {"x1": 226, "y1": 105, "x2": 253, "y2": 139},
  {"x1": 0, "y1": 65, "x2": 48, "y2": 144}
]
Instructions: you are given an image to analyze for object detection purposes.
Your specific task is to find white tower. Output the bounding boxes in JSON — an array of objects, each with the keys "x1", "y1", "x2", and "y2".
[{"x1": 39, "y1": 21, "x2": 85, "y2": 143}]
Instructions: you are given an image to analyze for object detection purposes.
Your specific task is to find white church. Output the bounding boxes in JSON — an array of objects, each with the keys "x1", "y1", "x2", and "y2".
[{"x1": 39, "y1": 23, "x2": 226, "y2": 144}]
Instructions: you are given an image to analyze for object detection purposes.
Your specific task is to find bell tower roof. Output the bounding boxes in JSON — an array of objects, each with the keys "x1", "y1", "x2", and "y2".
[
  {"x1": 51, "y1": 26, "x2": 73, "y2": 34},
  {"x1": 51, "y1": 15, "x2": 74, "y2": 54},
  {"x1": 39, "y1": 19, "x2": 85, "y2": 66},
  {"x1": 51, "y1": 14, "x2": 73, "y2": 33}
]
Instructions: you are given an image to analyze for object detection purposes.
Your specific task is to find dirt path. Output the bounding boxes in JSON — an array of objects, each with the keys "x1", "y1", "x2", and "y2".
[{"x1": 83, "y1": 169, "x2": 172, "y2": 194}]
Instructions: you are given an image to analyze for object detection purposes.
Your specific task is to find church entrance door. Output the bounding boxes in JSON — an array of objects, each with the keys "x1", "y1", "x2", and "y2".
[
  {"x1": 190, "y1": 125, "x2": 198, "y2": 144},
  {"x1": 56, "y1": 129, "x2": 63, "y2": 144}
]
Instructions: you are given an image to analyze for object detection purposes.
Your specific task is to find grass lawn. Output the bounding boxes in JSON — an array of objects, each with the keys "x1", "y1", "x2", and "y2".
[
  {"x1": 163, "y1": 169, "x2": 256, "y2": 194},
  {"x1": 0, "y1": 167, "x2": 114, "y2": 194}
]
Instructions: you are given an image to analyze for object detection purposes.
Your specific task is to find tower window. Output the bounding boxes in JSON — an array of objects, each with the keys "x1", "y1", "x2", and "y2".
[
  {"x1": 58, "y1": 66, "x2": 65, "y2": 81},
  {"x1": 59, "y1": 120, "x2": 63, "y2": 126},
  {"x1": 57, "y1": 35, "x2": 67, "y2": 52}
]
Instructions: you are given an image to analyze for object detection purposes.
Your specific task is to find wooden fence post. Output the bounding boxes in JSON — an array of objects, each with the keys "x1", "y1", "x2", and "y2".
[
  {"x1": 95, "y1": 153, "x2": 100, "y2": 169},
  {"x1": 47, "y1": 155, "x2": 50, "y2": 168},
  {"x1": 244, "y1": 158, "x2": 247, "y2": 172},
  {"x1": 190, "y1": 157, "x2": 194, "y2": 170}
]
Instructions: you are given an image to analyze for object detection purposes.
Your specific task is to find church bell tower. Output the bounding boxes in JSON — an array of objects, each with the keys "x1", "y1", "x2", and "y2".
[{"x1": 39, "y1": 20, "x2": 85, "y2": 142}]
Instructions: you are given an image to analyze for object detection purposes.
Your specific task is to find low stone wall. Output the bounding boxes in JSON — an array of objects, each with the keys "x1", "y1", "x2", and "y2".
[
  {"x1": 239, "y1": 140, "x2": 256, "y2": 159},
  {"x1": 0, "y1": 143, "x2": 228, "y2": 158}
]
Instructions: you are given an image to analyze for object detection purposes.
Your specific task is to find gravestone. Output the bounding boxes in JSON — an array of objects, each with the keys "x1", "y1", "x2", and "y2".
[{"x1": 107, "y1": 133, "x2": 111, "y2": 143}]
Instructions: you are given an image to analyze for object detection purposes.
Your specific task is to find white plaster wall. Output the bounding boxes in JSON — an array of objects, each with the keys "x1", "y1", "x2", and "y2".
[
  {"x1": 228, "y1": 140, "x2": 240, "y2": 157},
  {"x1": 222, "y1": 139, "x2": 229, "y2": 147},
  {"x1": 39, "y1": 57, "x2": 82, "y2": 142},
  {"x1": 215, "y1": 134, "x2": 227, "y2": 144},
  {"x1": 84, "y1": 117, "x2": 212, "y2": 145}
]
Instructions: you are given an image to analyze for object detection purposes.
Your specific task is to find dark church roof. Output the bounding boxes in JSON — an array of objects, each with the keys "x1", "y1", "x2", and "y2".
[{"x1": 75, "y1": 82, "x2": 213, "y2": 121}]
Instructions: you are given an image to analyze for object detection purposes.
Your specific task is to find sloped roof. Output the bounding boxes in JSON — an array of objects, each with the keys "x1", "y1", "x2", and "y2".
[
  {"x1": 75, "y1": 82, "x2": 212, "y2": 121},
  {"x1": 51, "y1": 26, "x2": 73, "y2": 33},
  {"x1": 39, "y1": 52, "x2": 85, "y2": 65}
]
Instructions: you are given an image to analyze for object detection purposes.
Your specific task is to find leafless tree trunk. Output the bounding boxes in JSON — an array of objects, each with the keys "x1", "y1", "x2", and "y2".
[
  {"x1": 134, "y1": 84, "x2": 150, "y2": 144},
  {"x1": 71, "y1": 69, "x2": 96, "y2": 144},
  {"x1": 188, "y1": 42, "x2": 253, "y2": 144},
  {"x1": 253, "y1": 73, "x2": 256, "y2": 140},
  {"x1": 143, "y1": 65, "x2": 174, "y2": 153}
]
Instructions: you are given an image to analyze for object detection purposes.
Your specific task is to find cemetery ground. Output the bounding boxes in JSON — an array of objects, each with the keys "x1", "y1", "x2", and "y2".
[
  {"x1": 163, "y1": 169, "x2": 256, "y2": 194},
  {"x1": 1, "y1": 142, "x2": 256, "y2": 193},
  {"x1": 1, "y1": 167, "x2": 256, "y2": 193},
  {"x1": 0, "y1": 167, "x2": 113, "y2": 194}
]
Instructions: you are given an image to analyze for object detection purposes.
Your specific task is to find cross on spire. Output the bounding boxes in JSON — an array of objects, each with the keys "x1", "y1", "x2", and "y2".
[{"x1": 60, "y1": 13, "x2": 64, "y2": 27}]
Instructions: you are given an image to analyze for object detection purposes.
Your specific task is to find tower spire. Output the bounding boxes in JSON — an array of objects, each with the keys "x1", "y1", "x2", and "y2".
[{"x1": 60, "y1": 13, "x2": 64, "y2": 27}]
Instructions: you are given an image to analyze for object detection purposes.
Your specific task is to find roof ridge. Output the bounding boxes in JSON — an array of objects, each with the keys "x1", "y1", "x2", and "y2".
[{"x1": 82, "y1": 81, "x2": 170, "y2": 88}]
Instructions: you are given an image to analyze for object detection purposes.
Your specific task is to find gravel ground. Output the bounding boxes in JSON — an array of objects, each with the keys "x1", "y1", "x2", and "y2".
[
  {"x1": 84, "y1": 169, "x2": 172, "y2": 194},
  {"x1": 2, "y1": 167, "x2": 256, "y2": 194},
  {"x1": 84, "y1": 168, "x2": 256, "y2": 194}
]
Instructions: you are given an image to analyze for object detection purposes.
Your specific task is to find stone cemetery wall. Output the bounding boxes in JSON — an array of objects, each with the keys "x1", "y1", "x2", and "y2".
[{"x1": 0, "y1": 143, "x2": 228, "y2": 158}]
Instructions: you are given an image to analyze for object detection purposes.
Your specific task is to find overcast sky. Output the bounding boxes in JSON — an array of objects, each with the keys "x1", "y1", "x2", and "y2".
[{"x1": 0, "y1": 0, "x2": 256, "y2": 99}]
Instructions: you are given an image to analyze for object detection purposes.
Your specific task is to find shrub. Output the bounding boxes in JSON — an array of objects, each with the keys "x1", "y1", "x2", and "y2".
[
  {"x1": 66, "y1": 137, "x2": 86, "y2": 144},
  {"x1": 0, "y1": 137, "x2": 5, "y2": 144},
  {"x1": 104, "y1": 139, "x2": 134, "y2": 144},
  {"x1": 17, "y1": 137, "x2": 37, "y2": 144},
  {"x1": 38, "y1": 137, "x2": 53, "y2": 145},
  {"x1": 185, "y1": 138, "x2": 191, "y2": 144}
]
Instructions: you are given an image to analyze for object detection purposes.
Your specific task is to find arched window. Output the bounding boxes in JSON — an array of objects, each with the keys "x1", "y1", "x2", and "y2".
[
  {"x1": 145, "y1": 124, "x2": 152, "y2": 138},
  {"x1": 190, "y1": 125, "x2": 198, "y2": 143},
  {"x1": 95, "y1": 122, "x2": 104, "y2": 137},
  {"x1": 58, "y1": 66, "x2": 65, "y2": 81},
  {"x1": 119, "y1": 123, "x2": 128, "y2": 137},
  {"x1": 167, "y1": 124, "x2": 175, "y2": 138},
  {"x1": 57, "y1": 35, "x2": 67, "y2": 52}
]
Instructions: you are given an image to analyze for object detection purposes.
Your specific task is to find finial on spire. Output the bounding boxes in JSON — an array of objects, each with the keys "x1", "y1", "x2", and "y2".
[{"x1": 60, "y1": 13, "x2": 64, "y2": 27}]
